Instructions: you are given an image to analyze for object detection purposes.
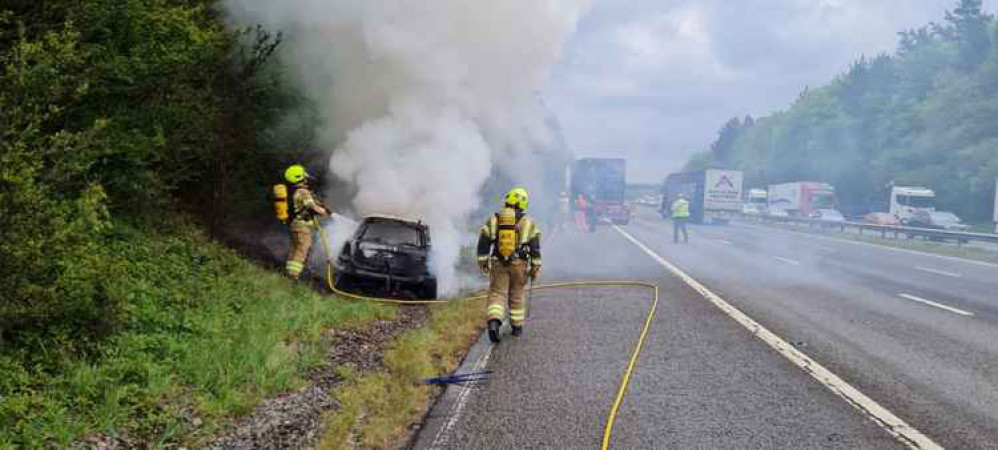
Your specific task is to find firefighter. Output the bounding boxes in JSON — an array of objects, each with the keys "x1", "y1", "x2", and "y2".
[
  {"x1": 284, "y1": 165, "x2": 332, "y2": 279},
  {"x1": 477, "y1": 187, "x2": 542, "y2": 343},
  {"x1": 671, "y1": 193, "x2": 690, "y2": 244}
]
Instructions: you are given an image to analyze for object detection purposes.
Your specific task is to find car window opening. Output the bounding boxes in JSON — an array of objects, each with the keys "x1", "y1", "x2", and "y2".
[{"x1": 360, "y1": 220, "x2": 423, "y2": 247}]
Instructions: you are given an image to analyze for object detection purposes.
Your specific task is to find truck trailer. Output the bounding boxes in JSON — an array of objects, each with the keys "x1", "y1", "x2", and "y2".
[
  {"x1": 661, "y1": 169, "x2": 744, "y2": 224},
  {"x1": 767, "y1": 182, "x2": 838, "y2": 218},
  {"x1": 570, "y1": 157, "x2": 631, "y2": 225}
]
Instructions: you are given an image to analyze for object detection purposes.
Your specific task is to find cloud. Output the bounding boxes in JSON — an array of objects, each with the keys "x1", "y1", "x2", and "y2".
[{"x1": 544, "y1": 0, "x2": 958, "y2": 182}]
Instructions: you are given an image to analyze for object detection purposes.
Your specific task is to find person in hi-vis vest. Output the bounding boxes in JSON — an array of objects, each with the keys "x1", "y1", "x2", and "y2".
[{"x1": 671, "y1": 193, "x2": 691, "y2": 244}]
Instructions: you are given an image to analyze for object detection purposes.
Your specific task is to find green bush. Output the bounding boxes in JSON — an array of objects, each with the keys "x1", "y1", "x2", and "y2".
[
  {"x1": 0, "y1": 222, "x2": 392, "y2": 446},
  {"x1": 1, "y1": 1, "x2": 295, "y2": 345},
  {"x1": 0, "y1": 1, "x2": 356, "y2": 446}
]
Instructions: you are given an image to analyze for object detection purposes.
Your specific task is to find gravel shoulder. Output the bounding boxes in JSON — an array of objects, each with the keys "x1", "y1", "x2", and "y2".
[{"x1": 209, "y1": 306, "x2": 427, "y2": 449}]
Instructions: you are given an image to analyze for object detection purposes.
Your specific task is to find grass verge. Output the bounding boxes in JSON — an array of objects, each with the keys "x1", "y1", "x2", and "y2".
[
  {"x1": 0, "y1": 221, "x2": 393, "y2": 448},
  {"x1": 760, "y1": 222, "x2": 998, "y2": 264},
  {"x1": 318, "y1": 297, "x2": 486, "y2": 449}
]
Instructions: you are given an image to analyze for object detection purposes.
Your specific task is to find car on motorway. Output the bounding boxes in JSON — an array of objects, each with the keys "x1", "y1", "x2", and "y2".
[
  {"x1": 905, "y1": 210, "x2": 971, "y2": 243},
  {"x1": 635, "y1": 194, "x2": 660, "y2": 208},
  {"x1": 810, "y1": 208, "x2": 846, "y2": 222},
  {"x1": 906, "y1": 210, "x2": 970, "y2": 231},
  {"x1": 863, "y1": 212, "x2": 902, "y2": 227},
  {"x1": 742, "y1": 202, "x2": 764, "y2": 216},
  {"x1": 334, "y1": 215, "x2": 437, "y2": 299}
]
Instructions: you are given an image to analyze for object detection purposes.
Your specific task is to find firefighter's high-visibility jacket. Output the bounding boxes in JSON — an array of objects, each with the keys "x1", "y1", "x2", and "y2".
[
  {"x1": 476, "y1": 210, "x2": 542, "y2": 265},
  {"x1": 285, "y1": 184, "x2": 331, "y2": 279},
  {"x1": 671, "y1": 198, "x2": 691, "y2": 219},
  {"x1": 291, "y1": 186, "x2": 327, "y2": 228}
]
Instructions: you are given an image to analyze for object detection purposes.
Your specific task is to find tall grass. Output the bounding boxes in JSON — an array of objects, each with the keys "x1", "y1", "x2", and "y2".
[
  {"x1": 0, "y1": 221, "x2": 392, "y2": 447},
  {"x1": 320, "y1": 298, "x2": 486, "y2": 449}
]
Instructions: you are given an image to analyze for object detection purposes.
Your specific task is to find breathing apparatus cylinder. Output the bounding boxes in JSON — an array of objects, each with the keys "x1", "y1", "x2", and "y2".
[
  {"x1": 496, "y1": 207, "x2": 518, "y2": 259},
  {"x1": 273, "y1": 184, "x2": 289, "y2": 223}
]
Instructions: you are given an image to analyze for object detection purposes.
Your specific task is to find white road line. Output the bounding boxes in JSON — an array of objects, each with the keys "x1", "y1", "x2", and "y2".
[
  {"x1": 914, "y1": 266, "x2": 963, "y2": 279},
  {"x1": 775, "y1": 256, "x2": 801, "y2": 266},
  {"x1": 429, "y1": 343, "x2": 493, "y2": 449},
  {"x1": 612, "y1": 224, "x2": 941, "y2": 450},
  {"x1": 898, "y1": 293, "x2": 975, "y2": 317},
  {"x1": 719, "y1": 239, "x2": 733, "y2": 245}
]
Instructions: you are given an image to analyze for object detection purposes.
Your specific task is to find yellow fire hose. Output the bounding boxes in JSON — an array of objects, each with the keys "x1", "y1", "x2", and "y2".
[{"x1": 316, "y1": 224, "x2": 658, "y2": 449}]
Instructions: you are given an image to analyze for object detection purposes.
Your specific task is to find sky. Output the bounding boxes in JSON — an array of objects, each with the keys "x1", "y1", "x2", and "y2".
[{"x1": 543, "y1": 0, "x2": 960, "y2": 183}]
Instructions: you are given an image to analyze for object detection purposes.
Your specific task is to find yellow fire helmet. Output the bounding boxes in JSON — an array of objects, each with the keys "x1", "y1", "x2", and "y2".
[
  {"x1": 284, "y1": 164, "x2": 309, "y2": 184},
  {"x1": 504, "y1": 187, "x2": 529, "y2": 211}
]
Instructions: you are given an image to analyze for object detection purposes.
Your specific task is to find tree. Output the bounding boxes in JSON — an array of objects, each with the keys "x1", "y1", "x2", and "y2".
[
  {"x1": 685, "y1": 1, "x2": 998, "y2": 220},
  {"x1": 943, "y1": 0, "x2": 994, "y2": 69},
  {"x1": 898, "y1": 26, "x2": 935, "y2": 56},
  {"x1": 0, "y1": 1, "x2": 294, "y2": 344},
  {"x1": 709, "y1": 117, "x2": 744, "y2": 168}
]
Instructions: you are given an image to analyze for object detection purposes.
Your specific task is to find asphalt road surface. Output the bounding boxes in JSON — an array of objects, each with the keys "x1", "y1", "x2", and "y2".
[{"x1": 414, "y1": 208, "x2": 998, "y2": 449}]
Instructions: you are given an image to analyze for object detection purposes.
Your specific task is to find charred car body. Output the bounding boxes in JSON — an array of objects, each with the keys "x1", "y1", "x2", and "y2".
[{"x1": 335, "y1": 215, "x2": 437, "y2": 299}]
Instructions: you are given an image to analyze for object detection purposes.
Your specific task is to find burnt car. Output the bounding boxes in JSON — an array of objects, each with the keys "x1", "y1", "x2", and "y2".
[{"x1": 334, "y1": 215, "x2": 437, "y2": 299}]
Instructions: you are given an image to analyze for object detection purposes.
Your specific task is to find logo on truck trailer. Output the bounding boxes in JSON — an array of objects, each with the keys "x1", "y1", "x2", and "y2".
[
  {"x1": 714, "y1": 175, "x2": 736, "y2": 189},
  {"x1": 704, "y1": 170, "x2": 743, "y2": 210}
]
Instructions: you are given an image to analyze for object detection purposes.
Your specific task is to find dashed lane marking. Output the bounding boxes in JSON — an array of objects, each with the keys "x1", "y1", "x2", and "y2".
[
  {"x1": 898, "y1": 293, "x2": 975, "y2": 317},
  {"x1": 775, "y1": 256, "x2": 801, "y2": 266},
  {"x1": 914, "y1": 266, "x2": 963, "y2": 279},
  {"x1": 612, "y1": 224, "x2": 942, "y2": 450}
]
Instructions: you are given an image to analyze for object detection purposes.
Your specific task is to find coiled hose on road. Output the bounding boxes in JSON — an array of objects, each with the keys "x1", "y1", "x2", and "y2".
[{"x1": 317, "y1": 225, "x2": 658, "y2": 449}]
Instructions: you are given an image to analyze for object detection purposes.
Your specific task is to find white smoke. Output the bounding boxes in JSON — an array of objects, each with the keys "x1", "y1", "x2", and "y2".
[{"x1": 224, "y1": 1, "x2": 590, "y2": 294}]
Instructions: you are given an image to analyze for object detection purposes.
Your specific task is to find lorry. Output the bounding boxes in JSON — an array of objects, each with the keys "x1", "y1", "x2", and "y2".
[
  {"x1": 570, "y1": 157, "x2": 630, "y2": 225},
  {"x1": 743, "y1": 188, "x2": 768, "y2": 215},
  {"x1": 888, "y1": 186, "x2": 936, "y2": 224},
  {"x1": 767, "y1": 182, "x2": 838, "y2": 218},
  {"x1": 660, "y1": 169, "x2": 744, "y2": 224}
]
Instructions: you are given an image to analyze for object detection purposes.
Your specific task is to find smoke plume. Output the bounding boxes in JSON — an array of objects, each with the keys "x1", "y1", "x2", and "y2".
[{"x1": 225, "y1": 1, "x2": 590, "y2": 293}]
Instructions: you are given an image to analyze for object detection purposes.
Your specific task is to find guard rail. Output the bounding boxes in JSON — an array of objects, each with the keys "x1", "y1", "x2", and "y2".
[{"x1": 746, "y1": 214, "x2": 998, "y2": 246}]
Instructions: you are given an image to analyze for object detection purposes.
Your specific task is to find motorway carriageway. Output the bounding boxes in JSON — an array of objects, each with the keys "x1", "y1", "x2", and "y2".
[{"x1": 415, "y1": 208, "x2": 997, "y2": 449}]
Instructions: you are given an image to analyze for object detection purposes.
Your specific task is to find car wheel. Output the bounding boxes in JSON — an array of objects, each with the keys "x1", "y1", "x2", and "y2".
[
  {"x1": 419, "y1": 278, "x2": 438, "y2": 300},
  {"x1": 334, "y1": 272, "x2": 356, "y2": 293}
]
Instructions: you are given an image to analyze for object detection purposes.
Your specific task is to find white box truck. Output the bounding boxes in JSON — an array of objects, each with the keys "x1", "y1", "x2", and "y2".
[
  {"x1": 767, "y1": 182, "x2": 839, "y2": 218},
  {"x1": 662, "y1": 169, "x2": 743, "y2": 224}
]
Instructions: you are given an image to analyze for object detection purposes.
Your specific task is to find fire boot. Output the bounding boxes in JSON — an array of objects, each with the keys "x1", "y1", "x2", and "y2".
[
  {"x1": 488, "y1": 319, "x2": 501, "y2": 343},
  {"x1": 511, "y1": 325, "x2": 523, "y2": 337}
]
